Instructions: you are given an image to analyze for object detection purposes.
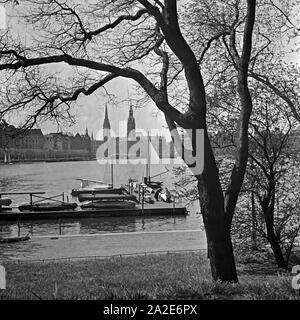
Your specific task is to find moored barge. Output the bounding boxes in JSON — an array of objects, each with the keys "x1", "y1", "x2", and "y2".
[{"x1": 0, "y1": 191, "x2": 187, "y2": 221}]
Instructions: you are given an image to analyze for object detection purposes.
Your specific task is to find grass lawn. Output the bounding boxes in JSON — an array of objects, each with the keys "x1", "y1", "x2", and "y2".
[{"x1": 0, "y1": 252, "x2": 299, "y2": 300}]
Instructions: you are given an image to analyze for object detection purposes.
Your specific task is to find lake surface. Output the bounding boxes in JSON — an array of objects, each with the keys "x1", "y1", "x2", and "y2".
[
  {"x1": 0, "y1": 161, "x2": 206, "y2": 260},
  {"x1": 0, "y1": 161, "x2": 202, "y2": 238}
]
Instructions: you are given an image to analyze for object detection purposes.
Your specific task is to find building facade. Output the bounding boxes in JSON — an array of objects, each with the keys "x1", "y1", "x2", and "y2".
[{"x1": 0, "y1": 120, "x2": 93, "y2": 162}]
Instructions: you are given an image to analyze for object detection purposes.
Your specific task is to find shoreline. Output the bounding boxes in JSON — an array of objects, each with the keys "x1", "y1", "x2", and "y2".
[
  {"x1": 0, "y1": 158, "x2": 96, "y2": 165},
  {"x1": 0, "y1": 230, "x2": 206, "y2": 262}
]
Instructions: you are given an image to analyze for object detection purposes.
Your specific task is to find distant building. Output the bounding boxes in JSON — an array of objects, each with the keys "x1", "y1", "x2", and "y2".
[
  {"x1": 0, "y1": 122, "x2": 44, "y2": 150},
  {"x1": 20, "y1": 129, "x2": 44, "y2": 149},
  {"x1": 0, "y1": 119, "x2": 93, "y2": 162},
  {"x1": 70, "y1": 132, "x2": 91, "y2": 151},
  {"x1": 0, "y1": 121, "x2": 14, "y2": 148},
  {"x1": 45, "y1": 133, "x2": 71, "y2": 151}
]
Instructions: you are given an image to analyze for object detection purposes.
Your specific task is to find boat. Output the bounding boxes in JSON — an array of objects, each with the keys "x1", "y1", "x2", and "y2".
[
  {"x1": 71, "y1": 179, "x2": 113, "y2": 196},
  {"x1": 81, "y1": 200, "x2": 136, "y2": 209},
  {"x1": 74, "y1": 170, "x2": 140, "y2": 208},
  {"x1": 0, "y1": 199, "x2": 12, "y2": 207},
  {"x1": 143, "y1": 193, "x2": 154, "y2": 204},
  {"x1": 78, "y1": 193, "x2": 138, "y2": 203},
  {"x1": 131, "y1": 133, "x2": 166, "y2": 195},
  {"x1": 72, "y1": 187, "x2": 126, "y2": 196},
  {"x1": 147, "y1": 180, "x2": 163, "y2": 189},
  {"x1": 0, "y1": 235, "x2": 30, "y2": 244},
  {"x1": 77, "y1": 178, "x2": 112, "y2": 189},
  {"x1": 18, "y1": 202, "x2": 77, "y2": 212}
]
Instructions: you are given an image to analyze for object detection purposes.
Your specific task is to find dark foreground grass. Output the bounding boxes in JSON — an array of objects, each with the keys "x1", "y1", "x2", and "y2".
[{"x1": 0, "y1": 252, "x2": 299, "y2": 300}]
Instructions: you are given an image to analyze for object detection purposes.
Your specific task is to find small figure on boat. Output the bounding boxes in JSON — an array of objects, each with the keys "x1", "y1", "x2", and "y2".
[
  {"x1": 154, "y1": 187, "x2": 172, "y2": 203},
  {"x1": 154, "y1": 188, "x2": 162, "y2": 201}
]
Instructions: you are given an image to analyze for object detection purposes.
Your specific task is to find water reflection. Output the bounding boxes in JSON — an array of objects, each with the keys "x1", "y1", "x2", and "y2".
[{"x1": 0, "y1": 214, "x2": 200, "y2": 238}]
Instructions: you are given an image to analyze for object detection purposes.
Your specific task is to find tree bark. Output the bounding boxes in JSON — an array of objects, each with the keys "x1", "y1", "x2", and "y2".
[
  {"x1": 261, "y1": 177, "x2": 287, "y2": 269},
  {"x1": 198, "y1": 131, "x2": 238, "y2": 282},
  {"x1": 268, "y1": 235, "x2": 287, "y2": 269},
  {"x1": 264, "y1": 215, "x2": 287, "y2": 269}
]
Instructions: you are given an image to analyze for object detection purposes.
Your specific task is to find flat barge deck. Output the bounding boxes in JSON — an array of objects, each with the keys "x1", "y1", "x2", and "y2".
[{"x1": 0, "y1": 203, "x2": 187, "y2": 221}]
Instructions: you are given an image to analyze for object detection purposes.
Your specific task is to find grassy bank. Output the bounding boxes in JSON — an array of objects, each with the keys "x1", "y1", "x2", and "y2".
[{"x1": 0, "y1": 252, "x2": 299, "y2": 300}]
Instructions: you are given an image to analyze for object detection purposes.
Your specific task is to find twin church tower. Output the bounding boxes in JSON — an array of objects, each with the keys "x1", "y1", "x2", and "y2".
[
  {"x1": 97, "y1": 104, "x2": 175, "y2": 159},
  {"x1": 102, "y1": 104, "x2": 136, "y2": 140}
]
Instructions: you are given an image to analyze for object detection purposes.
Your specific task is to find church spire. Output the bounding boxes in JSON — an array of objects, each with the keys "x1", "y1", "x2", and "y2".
[
  {"x1": 127, "y1": 103, "x2": 135, "y2": 140},
  {"x1": 103, "y1": 104, "x2": 111, "y2": 130},
  {"x1": 129, "y1": 104, "x2": 133, "y2": 117}
]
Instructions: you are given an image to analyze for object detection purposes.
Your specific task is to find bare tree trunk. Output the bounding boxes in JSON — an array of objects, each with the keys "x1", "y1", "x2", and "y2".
[
  {"x1": 202, "y1": 205, "x2": 238, "y2": 282},
  {"x1": 198, "y1": 133, "x2": 238, "y2": 282},
  {"x1": 261, "y1": 178, "x2": 287, "y2": 269},
  {"x1": 266, "y1": 227, "x2": 287, "y2": 269},
  {"x1": 264, "y1": 210, "x2": 287, "y2": 269}
]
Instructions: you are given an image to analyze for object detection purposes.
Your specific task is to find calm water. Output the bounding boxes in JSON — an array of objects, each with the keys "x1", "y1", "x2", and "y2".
[{"x1": 0, "y1": 161, "x2": 202, "y2": 238}]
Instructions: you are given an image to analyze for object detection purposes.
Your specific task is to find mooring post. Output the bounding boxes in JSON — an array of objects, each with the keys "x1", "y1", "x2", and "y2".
[
  {"x1": 59, "y1": 220, "x2": 62, "y2": 235},
  {"x1": 62, "y1": 192, "x2": 65, "y2": 202},
  {"x1": 173, "y1": 195, "x2": 176, "y2": 224},
  {"x1": 17, "y1": 221, "x2": 20, "y2": 237},
  {"x1": 30, "y1": 193, "x2": 33, "y2": 206},
  {"x1": 138, "y1": 184, "x2": 141, "y2": 203},
  {"x1": 129, "y1": 179, "x2": 133, "y2": 195},
  {"x1": 141, "y1": 187, "x2": 144, "y2": 216},
  {"x1": 173, "y1": 195, "x2": 175, "y2": 215}
]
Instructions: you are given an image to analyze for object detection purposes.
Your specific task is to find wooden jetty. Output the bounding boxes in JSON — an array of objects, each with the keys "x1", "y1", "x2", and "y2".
[{"x1": 0, "y1": 203, "x2": 187, "y2": 221}]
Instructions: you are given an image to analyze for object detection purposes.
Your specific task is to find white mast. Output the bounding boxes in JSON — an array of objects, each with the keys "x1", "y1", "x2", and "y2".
[{"x1": 147, "y1": 131, "x2": 151, "y2": 184}]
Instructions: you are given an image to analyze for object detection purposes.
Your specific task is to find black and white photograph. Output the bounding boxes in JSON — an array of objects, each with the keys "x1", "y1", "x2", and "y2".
[{"x1": 0, "y1": 0, "x2": 299, "y2": 310}]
